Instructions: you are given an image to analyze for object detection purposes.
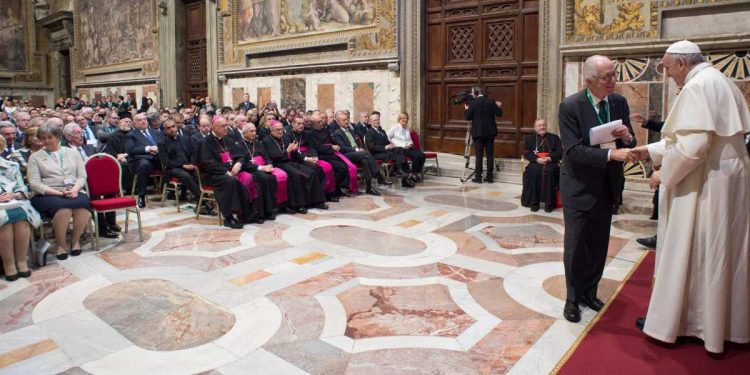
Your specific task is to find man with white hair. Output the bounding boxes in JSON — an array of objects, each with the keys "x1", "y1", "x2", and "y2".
[
  {"x1": 14, "y1": 111, "x2": 30, "y2": 144},
  {"x1": 632, "y1": 40, "x2": 750, "y2": 353},
  {"x1": 63, "y1": 123, "x2": 97, "y2": 160},
  {"x1": 558, "y1": 55, "x2": 637, "y2": 323}
]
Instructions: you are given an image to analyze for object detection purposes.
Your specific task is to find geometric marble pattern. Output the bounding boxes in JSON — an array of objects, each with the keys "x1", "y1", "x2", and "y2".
[{"x1": 0, "y1": 177, "x2": 653, "y2": 374}]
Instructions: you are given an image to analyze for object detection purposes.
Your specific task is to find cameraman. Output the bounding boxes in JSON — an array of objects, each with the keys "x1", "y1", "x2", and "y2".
[{"x1": 464, "y1": 86, "x2": 503, "y2": 183}]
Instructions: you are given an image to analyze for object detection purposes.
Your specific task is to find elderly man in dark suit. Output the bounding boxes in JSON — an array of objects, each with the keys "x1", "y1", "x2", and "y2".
[
  {"x1": 558, "y1": 55, "x2": 637, "y2": 323},
  {"x1": 331, "y1": 111, "x2": 389, "y2": 195},
  {"x1": 465, "y1": 86, "x2": 503, "y2": 183},
  {"x1": 125, "y1": 113, "x2": 163, "y2": 208},
  {"x1": 236, "y1": 93, "x2": 256, "y2": 112}
]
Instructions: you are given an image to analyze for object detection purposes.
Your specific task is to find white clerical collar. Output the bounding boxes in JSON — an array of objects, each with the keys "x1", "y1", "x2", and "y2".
[{"x1": 685, "y1": 62, "x2": 713, "y2": 84}]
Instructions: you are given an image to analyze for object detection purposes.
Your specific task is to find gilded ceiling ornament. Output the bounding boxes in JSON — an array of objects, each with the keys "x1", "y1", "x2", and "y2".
[{"x1": 574, "y1": 0, "x2": 645, "y2": 36}]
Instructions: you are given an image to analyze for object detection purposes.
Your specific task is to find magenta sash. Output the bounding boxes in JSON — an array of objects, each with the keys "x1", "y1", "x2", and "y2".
[
  {"x1": 334, "y1": 151, "x2": 359, "y2": 193},
  {"x1": 236, "y1": 171, "x2": 259, "y2": 200},
  {"x1": 300, "y1": 145, "x2": 335, "y2": 193},
  {"x1": 253, "y1": 155, "x2": 287, "y2": 204}
]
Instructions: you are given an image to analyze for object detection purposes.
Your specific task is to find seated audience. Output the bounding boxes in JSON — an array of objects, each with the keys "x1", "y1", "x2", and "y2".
[
  {"x1": 125, "y1": 113, "x2": 163, "y2": 208},
  {"x1": 365, "y1": 113, "x2": 415, "y2": 188},
  {"x1": 158, "y1": 119, "x2": 207, "y2": 214},
  {"x1": 0, "y1": 136, "x2": 41, "y2": 280},
  {"x1": 521, "y1": 118, "x2": 562, "y2": 212},
  {"x1": 286, "y1": 116, "x2": 340, "y2": 202},
  {"x1": 20, "y1": 126, "x2": 43, "y2": 163},
  {"x1": 238, "y1": 123, "x2": 277, "y2": 220},
  {"x1": 263, "y1": 121, "x2": 328, "y2": 213},
  {"x1": 63, "y1": 123, "x2": 97, "y2": 160},
  {"x1": 27, "y1": 122, "x2": 91, "y2": 262},
  {"x1": 306, "y1": 114, "x2": 354, "y2": 197},
  {"x1": 1, "y1": 121, "x2": 23, "y2": 159},
  {"x1": 386, "y1": 112, "x2": 425, "y2": 183},
  {"x1": 331, "y1": 111, "x2": 390, "y2": 195},
  {"x1": 198, "y1": 118, "x2": 260, "y2": 228}
]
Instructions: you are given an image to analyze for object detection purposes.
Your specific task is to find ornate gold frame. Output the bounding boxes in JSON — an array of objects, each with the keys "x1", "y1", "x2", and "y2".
[
  {"x1": 565, "y1": 0, "x2": 659, "y2": 43},
  {"x1": 227, "y1": 0, "x2": 395, "y2": 60},
  {"x1": 72, "y1": 0, "x2": 159, "y2": 74},
  {"x1": 0, "y1": 0, "x2": 34, "y2": 75}
]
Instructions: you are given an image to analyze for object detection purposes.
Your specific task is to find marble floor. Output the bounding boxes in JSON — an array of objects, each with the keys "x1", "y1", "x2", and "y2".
[{"x1": 0, "y1": 176, "x2": 656, "y2": 375}]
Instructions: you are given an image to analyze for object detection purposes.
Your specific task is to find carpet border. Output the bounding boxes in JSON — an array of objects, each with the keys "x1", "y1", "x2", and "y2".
[{"x1": 549, "y1": 250, "x2": 651, "y2": 375}]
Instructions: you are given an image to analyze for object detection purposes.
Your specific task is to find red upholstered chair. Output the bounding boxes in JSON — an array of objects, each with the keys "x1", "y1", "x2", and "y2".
[
  {"x1": 85, "y1": 153, "x2": 144, "y2": 250},
  {"x1": 410, "y1": 130, "x2": 440, "y2": 176}
]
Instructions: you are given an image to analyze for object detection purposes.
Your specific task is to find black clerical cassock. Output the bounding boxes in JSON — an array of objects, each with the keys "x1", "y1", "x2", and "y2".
[
  {"x1": 159, "y1": 134, "x2": 201, "y2": 200},
  {"x1": 239, "y1": 137, "x2": 278, "y2": 219},
  {"x1": 521, "y1": 132, "x2": 563, "y2": 210},
  {"x1": 262, "y1": 133, "x2": 326, "y2": 212},
  {"x1": 305, "y1": 127, "x2": 350, "y2": 195},
  {"x1": 199, "y1": 133, "x2": 258, "y2": 223}
]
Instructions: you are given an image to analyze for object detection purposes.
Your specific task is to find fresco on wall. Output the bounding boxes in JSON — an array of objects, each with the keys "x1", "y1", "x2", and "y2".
[
  {"x1": 0, "y1": 0, "x2": 28, "y2": 71},
  {"x1": 237, "y1": 0, "x2": 377, "y2": 44},
  {"x1": 79, "y1": 0, "x2": 154, "y2": 68}
]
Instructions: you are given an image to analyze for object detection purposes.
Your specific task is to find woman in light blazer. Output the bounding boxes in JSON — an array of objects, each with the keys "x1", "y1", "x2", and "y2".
[
  {"x1": 0, "y1": 136, "x2": 41, "y2": 281},
  {"x1": 27, "y1": 122, "x2": 90, "y2": 262}
]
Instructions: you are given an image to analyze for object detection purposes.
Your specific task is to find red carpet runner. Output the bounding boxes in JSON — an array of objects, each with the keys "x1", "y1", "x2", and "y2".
[{"x1": 554, "y1": 251, "x2": 750, "y2": 375}]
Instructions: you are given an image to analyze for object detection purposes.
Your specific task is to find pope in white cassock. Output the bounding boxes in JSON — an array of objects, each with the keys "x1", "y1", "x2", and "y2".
[{"x1": 633, "y1": 40, "x2": 750, "y2": 353}]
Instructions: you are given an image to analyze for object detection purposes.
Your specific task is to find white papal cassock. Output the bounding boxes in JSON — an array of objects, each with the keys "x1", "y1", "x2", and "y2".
[{"x1": 645, "y1": 62, "x2": 750, "y2": 353}]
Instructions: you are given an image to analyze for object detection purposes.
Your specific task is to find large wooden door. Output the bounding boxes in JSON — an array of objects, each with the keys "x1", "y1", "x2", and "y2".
[
  {"x1": 184, "y1": 0, "x2": 207, "y2": 100},
  {"x1": 424, "y1": 0, "x2": 539, "y2": 157}
]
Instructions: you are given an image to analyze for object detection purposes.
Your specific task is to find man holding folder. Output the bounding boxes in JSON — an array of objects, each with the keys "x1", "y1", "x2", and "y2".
[{"x1": 558, "y1": 55, "x2": 637, "y2": 323}]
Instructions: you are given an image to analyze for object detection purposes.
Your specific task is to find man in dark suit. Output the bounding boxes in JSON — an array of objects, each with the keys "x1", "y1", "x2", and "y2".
[
  {"x1": 331, "y1": 111, "x2": 390, "y2": 195},
  {"x1": 158, "y1": 119, "x2": 203, "y2": 210},
  {"x1": 125, "y1": 113, "x2": 163, "y2": 208},
  {"x1": 465, "y1": 86, "x2": 503, "y2": 183},
  {"x1": 190, "y1": 115, "x2": 212, "y2": 164},
  {"x1": 353, "y1": 111, "x2": 370, "y2": 139},
  {"x1": 558, "y1": 55, "x2": 637, "y2": 323},
  {"x1": 364, "y1": 114, "x2": 414, "y2": 188},
  {"x1": 103, "y1": 112, "x2": 135, "y2": 194},
  {"x1": 236, "y1": 93, "x2": 256, "y2": 112}
]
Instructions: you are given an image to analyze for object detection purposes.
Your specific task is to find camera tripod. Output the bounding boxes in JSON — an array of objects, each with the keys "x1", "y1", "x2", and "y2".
[{"x1": 459, "y1": 120, "x2": 501, "y2": 183}]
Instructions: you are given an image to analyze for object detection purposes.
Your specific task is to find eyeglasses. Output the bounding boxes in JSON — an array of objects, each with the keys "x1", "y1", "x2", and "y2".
[{"x1": 593, "y1": 73, "x2": 617, "y2": 82}]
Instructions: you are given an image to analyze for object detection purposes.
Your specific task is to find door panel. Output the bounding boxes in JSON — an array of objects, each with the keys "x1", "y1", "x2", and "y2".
[{"x1": 184, "y1": 0, "x2": 207, "y2": 100}]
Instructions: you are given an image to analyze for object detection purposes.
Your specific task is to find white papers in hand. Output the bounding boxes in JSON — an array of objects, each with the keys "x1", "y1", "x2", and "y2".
[
  {"x1": 0, "y1": 200, "x2": 23, "y2": 211},
  {"x1": 589, "y1": 119, "x2": 623, "y2": 146}
]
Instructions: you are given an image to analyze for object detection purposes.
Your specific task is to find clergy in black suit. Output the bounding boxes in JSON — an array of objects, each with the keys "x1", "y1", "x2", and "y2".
[
  {"x1": 285, "y1": 116, "x2": 335, "y2": 201},
  {"x1": 558, "y1": 55, "x2": 637, "y2": 323},
  {"x1": 103, "y1": 114, "x2": 134, "y2": 194},
  {"x1": 239, "y1": 123, "x2": 278, "y2": 220},
  {"x1": 125, "y1": 113, "x2": 163, "y2": 207},
  {"x1": 521, "y1": 119, "x2": 563, "y2": 212},
  {"x1": 198, "y1": 118, "x2": 258, "y2": 228},
  {"x1": 465, "y1": 86, "x2": 503, "y2": 183},
  {"x1": 331, "y1": 112, "x2": 389, "y2": 195},
  {"x1": 306, "y1": 114, "x2": 350, "y2": 198},
  {"x1": 158, "y1": 120, "x2": 201, "y2": 202},
  {"x1": 263, "y1": 121, "x2": 327, "y2": 213}
]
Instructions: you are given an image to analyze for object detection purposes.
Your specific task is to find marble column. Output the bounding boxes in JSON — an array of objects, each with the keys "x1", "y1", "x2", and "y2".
[
  {"x1": 537, "y1": 0, "x2": 562, "y2": 134},
  {"x1": 400, "y1": 0, "x2": 423, "y2": 137},
  {"x1": 158, "y1": 0, "x2": 179, "y2": 108},
  {"x1": 206, "y1": 0, "x2": 221, "y2": 104}
]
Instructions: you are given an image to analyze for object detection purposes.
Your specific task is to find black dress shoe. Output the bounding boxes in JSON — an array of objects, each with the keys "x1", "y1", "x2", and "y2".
[
  {"x1": 137, "y1": 196, "x2": 146, "y2": 208},
  {"x1": 56, "y1": 252, "x2": 69, "y2": 260},
  {"x1": 326, "y1": 195, "x2": 340, "y2": 202},
  {"x1": 563, "y1": 300, "x2": 581, "y2": 323},
  {"x1": 581, "y1": 296, "x2": 605, "y2": 312},
  {"x1": 483, "y1": 178, "x2": 494, "y2": 183},
  {"x1": 4, "y1": 273, "x2": 19, "y2": 282},
  {"x1": 18, "y1": 270, "x2": 31, "y2": 278},
  {"x1": 401, "y1": 177, "x2": 415, "y2": 188},
  {"x1": 471, "y1": 177, "x2": 483, "y2": 184},
  {"x1": 377, "y1": 178, "x2": 393, "y2": 186},
  {"x1": 265, "y1": 212, "x2": 276, "y2": 221},
  {"x1": 223, "y1": 217, "x2": 244, "y2": 229},
  {"x1": 246, "y1": 217, "x2": 264, "y2": 225},
  {"x1": 70, "y1": 249, "x2": 83, "y2": 257},
  {"x1": 109, "y1": 224, "x2": 122, "y2": 233},
  {"x1": 338, "y1": 190, "x2": 351, "y2": 198},
  {"x1": 313, "y1": 203, "x2": 329, "y2": 210},
  {"x1": 636, "y1": 317, "x2": 646, "y2": 330},
  {"x1": 294, "y1": 207, "x2": 308, "y2": 214},
  {"x1": 636, "y1": 236, "x2": 657, "y2": 249},
  {"x1": 98, "y1": 228, "x2": 119, "y2": 239},
  {"x1": 544, "y1": 204, "x2": 554, "y2": 213},
  {"x1": 530, "y1": 204, "x2": 539, "y2": 212},
  {"x1": 366, "y1": 187, "x2": 381, "y2": 196}
]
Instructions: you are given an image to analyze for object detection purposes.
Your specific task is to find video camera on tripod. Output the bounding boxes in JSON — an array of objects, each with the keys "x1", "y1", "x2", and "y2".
[{"x1": 451, "y1": 91, "x2": 474, "y2": 105}]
